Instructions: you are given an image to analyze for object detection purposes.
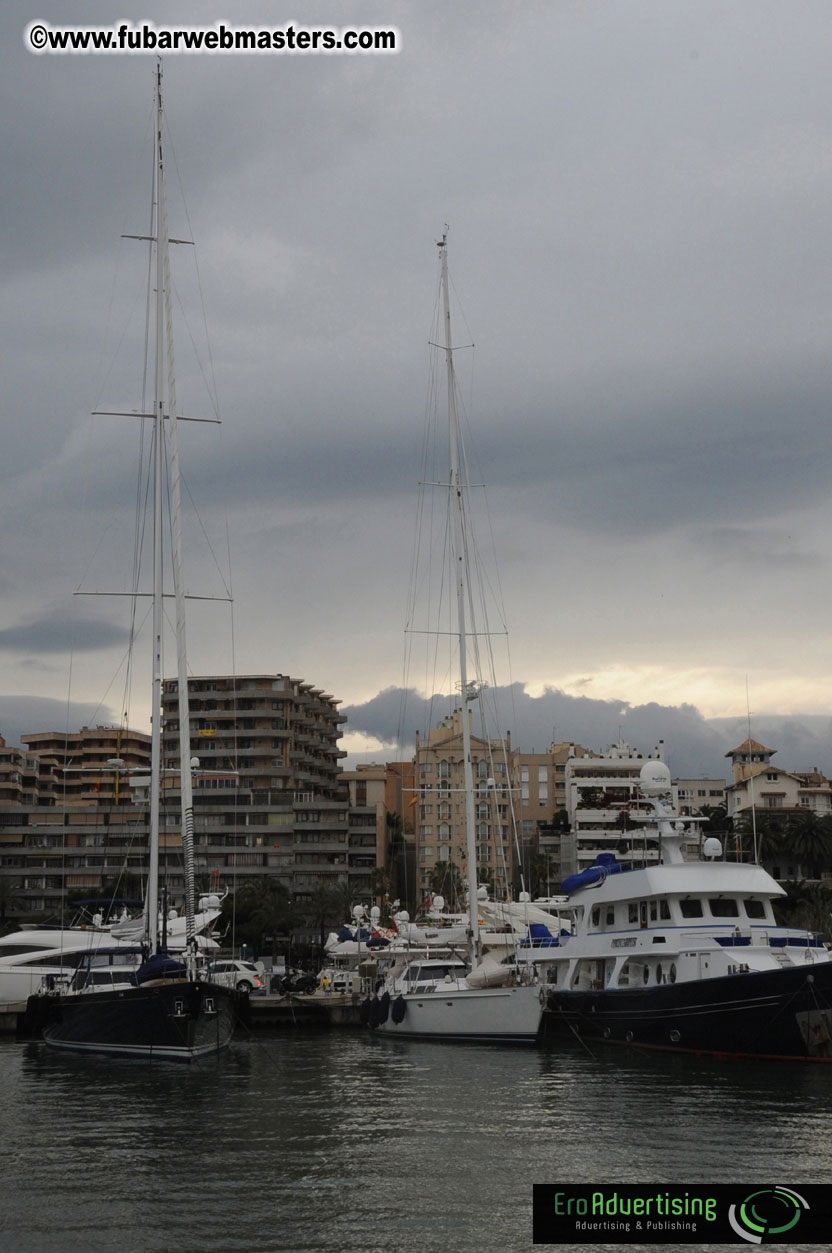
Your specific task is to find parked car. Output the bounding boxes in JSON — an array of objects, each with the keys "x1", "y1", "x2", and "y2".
[{"x1": 206, "y1": 959, "x2": 264, "y2": 994}]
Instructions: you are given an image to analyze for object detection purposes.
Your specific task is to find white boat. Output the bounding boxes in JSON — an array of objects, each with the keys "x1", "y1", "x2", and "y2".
[
  {"x1": 535, "y1": 759, "x2": 832, "y2": 1062},
  {"x1": 366, "y1": 235, "x2": 539, "y2": 1044},
  {"x1": 0, "y1": 896, "x2": 223, "y2": 1006},
  {"x1": 30, "y1": 65, "x2": 237, "y2": 1061}
]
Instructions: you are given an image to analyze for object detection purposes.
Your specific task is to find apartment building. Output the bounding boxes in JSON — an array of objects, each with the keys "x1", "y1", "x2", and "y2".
[
  {"x1": 413, "y1": 709, "x2": 512, "y2": 901},
  {"x1": 0, "y1": 674, "x2": 385, "y2": 919},
  {"x1": 559, "y1": 739, "x2": 680, "y2": 879},
  {"x1": 673, "y1": 777, "x2": 728, "y2": 817},
  {"x1": 0, "y1": 727, "x2": 152, "y2": 915},
  {"x1": 159, "y1": 674, "x2": 354, "y2": 907}
]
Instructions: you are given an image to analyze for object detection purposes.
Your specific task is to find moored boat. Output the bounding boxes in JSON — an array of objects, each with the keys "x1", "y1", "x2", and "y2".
[
  {"x1": 366, "y1": 234, "x2": 540, "y2": 1045},
  {"x1": 28, "y1": 64, "x2": 238, "y2": 1061},
  {"x1": 536, "y1": 760, "x2": 832, "y2": 1061}
]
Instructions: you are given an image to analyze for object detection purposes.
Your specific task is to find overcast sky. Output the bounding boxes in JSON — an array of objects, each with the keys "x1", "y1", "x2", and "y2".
[{"x1": 4, "y1": 1, "x2": 832, "y2": 780}]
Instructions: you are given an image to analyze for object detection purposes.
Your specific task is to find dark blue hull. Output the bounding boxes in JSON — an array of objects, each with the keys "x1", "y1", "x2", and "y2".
[
  {"x1": 31, "y1": 980, "x2": 238, "y2": 1062},
  {"x1": 542, "y1": 963, "x2": 832, "y2": 1061}
]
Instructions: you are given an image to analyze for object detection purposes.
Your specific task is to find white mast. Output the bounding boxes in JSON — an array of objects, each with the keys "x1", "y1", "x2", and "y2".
[
  {"x1": 439, "y1": 232, "x2": 481, "y2": 964},
  {"x1": 145, "y1": 64, "x2": 166, "y2": 955},
  {"x1": 155, "y1": 63, "x2": 197, "y2": 950}
]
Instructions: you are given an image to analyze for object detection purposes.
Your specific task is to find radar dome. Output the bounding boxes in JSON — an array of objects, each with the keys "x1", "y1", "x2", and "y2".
[
  {"x1": 432, "y1": 895, "x2": 445, "y2": 911},
  {"x1": 639, "y1": 760, "x2": 672, "y2": 795},
  {"x1": 703, "y1": 837, "x2": 723, "y2": 859}
]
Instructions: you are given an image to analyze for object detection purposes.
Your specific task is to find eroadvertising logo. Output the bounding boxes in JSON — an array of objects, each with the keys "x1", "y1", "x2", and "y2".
[
  {"x1": 727, "y1": 1188, "x2": 809, "y2": 1244},
  {"x1": 532, "y1": 1184, "x2": 832, "y2": 1245}
]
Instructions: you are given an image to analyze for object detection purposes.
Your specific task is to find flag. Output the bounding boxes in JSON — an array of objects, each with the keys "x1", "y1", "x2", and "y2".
[{"x1": 409, "y1": 794, "x2": 419, "y2": 807}]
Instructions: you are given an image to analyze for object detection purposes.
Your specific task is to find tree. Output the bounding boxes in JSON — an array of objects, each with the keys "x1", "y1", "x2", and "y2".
[
  {"x1": 300, "y1": 879, "x2": 357, "y2": 951},
  {"x1": 786, "y1": 811, "x2": 832, "y2": 879},
  {"x1": 698, "y1": 804, "x2": 731, "y2": 834},
  {"x1": 225, "y1": 877, "x2": 297, "y2": 957},
  {"x1": 735, "y1": 808, "x2": 788, "y2": 864},
  {"x1": 373, "y1": 864, "x2": 392, "y2": 906},
  {"x1": 774, "y1": 879, "x2": 832, "y2": 941},
  {"x1": 0, "y1": 877, "x2": 23, "y2": 935},
  {"x1": 428, "y1": 860, "x2": 464, "y2": 911}
]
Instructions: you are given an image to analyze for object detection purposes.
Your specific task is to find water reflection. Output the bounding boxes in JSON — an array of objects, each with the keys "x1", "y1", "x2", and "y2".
[{"x1": 2, "y1": 1034, "x2": 831, "y2": 1252}]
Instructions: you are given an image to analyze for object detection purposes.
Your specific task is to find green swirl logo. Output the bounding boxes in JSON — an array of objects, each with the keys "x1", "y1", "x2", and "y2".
[{"x1": 728, "y1": 1188, "x2": 808, "y2": 1244}]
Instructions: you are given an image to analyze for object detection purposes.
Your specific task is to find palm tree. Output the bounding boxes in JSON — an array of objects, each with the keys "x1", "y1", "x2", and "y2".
[
  {"x1": 736, "y1": 808, "x2": 788, "y2": 864},
  {"x1": 786, "y1": 811, "x2": 832, "y2": 879},
  {"x1": 698, "y1": 804, "x2": 730, "y2": 834},
  {"x1": 774, "y1": 879, "x2": 832, "y2": 941}
]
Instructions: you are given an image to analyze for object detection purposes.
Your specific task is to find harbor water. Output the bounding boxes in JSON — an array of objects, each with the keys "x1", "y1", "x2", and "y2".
[{"x1": 2, "y1": 1030, "x2": 831, "y2": 1252}]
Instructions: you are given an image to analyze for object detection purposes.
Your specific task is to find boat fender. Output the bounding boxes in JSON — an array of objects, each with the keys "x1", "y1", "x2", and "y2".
[
  {"x1": 377, "y1": 991, "x2": 390, "y2": 1024},
  {"x1": 359, "y1": 997, "x2": 372, "y2": 1026},
  {"x1": 391, "y1": 995, "x2": 406, "y2": 1024},
  {"x1": 368, "y1": 995, "x2": 381, "y2": 1029}
]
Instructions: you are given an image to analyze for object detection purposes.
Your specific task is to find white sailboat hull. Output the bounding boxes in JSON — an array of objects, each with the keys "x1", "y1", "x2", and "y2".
[{"x1": 372, "y1": 982, "x2": 541, "y2": 1044}]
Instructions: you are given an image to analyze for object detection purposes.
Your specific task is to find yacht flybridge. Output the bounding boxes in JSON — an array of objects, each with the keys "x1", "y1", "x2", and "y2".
[{"x1": 534, "y1": 760, "x2": 832, "y2": 1061}]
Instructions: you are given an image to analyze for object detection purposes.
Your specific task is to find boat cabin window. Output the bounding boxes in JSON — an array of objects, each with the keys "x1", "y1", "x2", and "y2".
[
  {"x1": 591, "y1": 907, "x2": 601, "y2": 928},
  {"x1": 744, "y1": 899, "x2": 767, "y2": 920},
  {"x1": 660, "y1": 900, "x2": 670, "y2": 921},
  {"x1": 679, "y1": 899, "x2": 703, "y2": 918},
  {"x1": 628, "y1": 903, "x2": 638, "y2": 925},
  {"x1": 404, "y1": 963, "x2": 464, "y2": 984},
  {"x1": 605, "y1": 906, "x2": 615, "y2": 927},
  {"x1": 709, "y1": 898, "x2": 739, "y2": 918}
]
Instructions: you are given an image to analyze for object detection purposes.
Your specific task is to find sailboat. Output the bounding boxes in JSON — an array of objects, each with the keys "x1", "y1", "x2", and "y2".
[
  {"x1": 367, "y1": 235, "x2": 541, "y2": 1043},
  {"x1": 30, "y1": 65, "x2": 237, "y2": 1060}
]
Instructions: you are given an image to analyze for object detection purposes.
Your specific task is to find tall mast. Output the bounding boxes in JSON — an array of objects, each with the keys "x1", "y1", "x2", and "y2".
[
  {"x1": 155, "y1": 64, "x2": 197, "y2": 950},
  {"x1": 439, "y1": 232, "x2": 480, "y2": 964},
  {"x1": 145, "y1": 63, "x2": 165, "y2": 954}
]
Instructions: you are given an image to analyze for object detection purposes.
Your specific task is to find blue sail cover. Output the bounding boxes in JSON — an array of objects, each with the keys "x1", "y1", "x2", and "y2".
[
  {"x1": 562, "y1": 852, "x2": 631, "y2": 896},
  {"x1": 135, "y1": 952, "x2": 187, "y2": 984}
]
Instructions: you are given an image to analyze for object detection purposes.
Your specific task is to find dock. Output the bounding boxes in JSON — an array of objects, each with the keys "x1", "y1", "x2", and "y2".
[{"x1": 248, "y1": 991, "x2": 364, "y2": 1029}]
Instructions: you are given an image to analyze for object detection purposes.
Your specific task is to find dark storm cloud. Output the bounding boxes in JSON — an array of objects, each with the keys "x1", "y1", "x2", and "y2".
[
  {"x1": 0, "y1": 694, "x2": 118, "y2": 749},
  {"x1": 5, "y1": 1, "x2": 832, "y2": 723},
  {"x1": 0, "y1": 617, "x2": 130, "y2": 654},
  {"x1": 342, "y1": 685, "x2": 832, "y2": 781}
]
